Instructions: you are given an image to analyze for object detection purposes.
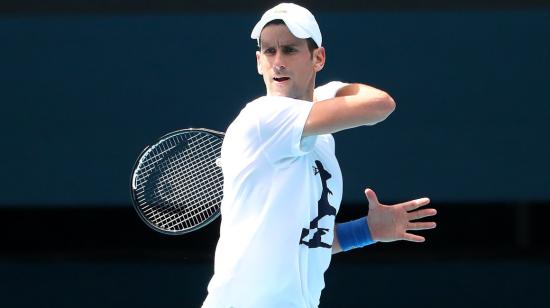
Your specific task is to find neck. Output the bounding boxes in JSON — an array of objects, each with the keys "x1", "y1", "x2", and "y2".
[{"x1": 265, "y1": 83, "x2": 316, "y2": 102}]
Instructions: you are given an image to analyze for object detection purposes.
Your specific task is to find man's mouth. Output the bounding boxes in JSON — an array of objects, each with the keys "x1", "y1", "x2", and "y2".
[{"x1": 273, "y1": 77, "x2": 290, "y2": 82}]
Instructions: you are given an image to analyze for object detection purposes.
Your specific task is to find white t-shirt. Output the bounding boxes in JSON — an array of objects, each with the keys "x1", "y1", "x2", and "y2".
[{"x1": 203, "y1": 82, "x2": 347, "y2": 308}]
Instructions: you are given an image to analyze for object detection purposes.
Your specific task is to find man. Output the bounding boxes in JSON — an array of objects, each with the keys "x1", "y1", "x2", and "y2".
[{"x1": 202, "y1": 3, "x2": 436, "y2": 307}]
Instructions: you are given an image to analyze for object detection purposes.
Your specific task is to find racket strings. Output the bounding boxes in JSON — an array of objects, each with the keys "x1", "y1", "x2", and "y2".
[
  {"x1": 141, "y1": 147, "x2": 220, "y2": 229},
  {"x1": 147, "y1": 137, "x2": 221, "y2": 227},
  {"x1": 134, "y1": 131, "x2": 223, "y2": 232},
  {"x1": 145, "y1": 133, "x2": 221, "y2": 224}
]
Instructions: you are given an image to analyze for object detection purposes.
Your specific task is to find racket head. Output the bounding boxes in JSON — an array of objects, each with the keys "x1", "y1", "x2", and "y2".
[{"x1": 130, "y1": 128, "x2": 225, "y2": 235}]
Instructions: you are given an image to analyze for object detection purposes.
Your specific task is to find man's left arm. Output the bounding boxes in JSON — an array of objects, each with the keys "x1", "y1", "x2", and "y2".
[{"x1": 332, "y1": 188, "x2": 437, "y2": 255}]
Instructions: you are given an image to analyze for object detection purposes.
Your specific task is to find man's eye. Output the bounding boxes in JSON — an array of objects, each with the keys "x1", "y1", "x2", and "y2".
[
  {"x1": 264, "y1": 48, "x2": 276, "y2": 54},
  {"x1": 284, "y1": 47, "x2": 296, "y2": 53}
]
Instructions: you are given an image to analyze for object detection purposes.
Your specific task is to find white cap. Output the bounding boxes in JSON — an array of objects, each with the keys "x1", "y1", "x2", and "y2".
[{"x1": 250, "y1": 3, "x2": 322, "y2": 47}]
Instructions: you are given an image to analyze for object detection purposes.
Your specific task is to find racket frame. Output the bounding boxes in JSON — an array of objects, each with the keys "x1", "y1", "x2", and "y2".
[{"x1": 130, "y1": 128, "x2": 225, "y2": 235}]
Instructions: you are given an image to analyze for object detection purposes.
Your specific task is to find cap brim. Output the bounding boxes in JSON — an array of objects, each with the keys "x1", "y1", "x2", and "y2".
[{"x1": 251, "y1": 16, "x2": 311, "y2": 41}]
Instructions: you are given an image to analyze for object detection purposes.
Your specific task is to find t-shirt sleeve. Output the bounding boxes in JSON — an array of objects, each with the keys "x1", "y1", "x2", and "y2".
[
  {"x1": 314, "y1": 81, "x2": 349, "y2": 101},
  {"x1": 255, "y1": 96, "x2": 318, "y2": 165}
]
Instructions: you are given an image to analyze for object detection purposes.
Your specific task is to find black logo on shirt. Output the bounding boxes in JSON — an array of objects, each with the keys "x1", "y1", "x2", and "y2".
[{"x1": 299, "y1": 160, "x2": 337, "y2": 249}]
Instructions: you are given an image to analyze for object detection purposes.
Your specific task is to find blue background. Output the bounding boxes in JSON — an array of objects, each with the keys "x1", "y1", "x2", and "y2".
[{"x1": 1, "y1": 11, "x2": 549, "y2": 206}]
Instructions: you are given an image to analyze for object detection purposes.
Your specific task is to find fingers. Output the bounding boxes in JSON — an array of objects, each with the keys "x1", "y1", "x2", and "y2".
[
  {"x1": 408, "y1": 208, "x2": 437, "y2": 221},
  {"x1": 364, "y1": 188, "x2": 380, "y2": 210},
  {"x1": 403, "y1": 222, "x2": 436, "y2": 242},
  {"x1": 407, "y1": 221, "x2": 437, "y2": 231},
  {"x1": 403, "y1": 233, "x2": 425, "y2": 242},
  {"x1": 401, "y1": 197, "x2": 431, "y2": 212}
]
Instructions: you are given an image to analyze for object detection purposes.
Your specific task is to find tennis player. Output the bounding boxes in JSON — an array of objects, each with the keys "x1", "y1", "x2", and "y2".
[{"x1": 202, "y1": 3, "x2": 437, "y2": 307}]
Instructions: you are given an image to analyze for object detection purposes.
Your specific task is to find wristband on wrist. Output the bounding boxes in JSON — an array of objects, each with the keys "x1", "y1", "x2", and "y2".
[{"x1": 336, "y1": 217, "x2": 376, "y2": 251}]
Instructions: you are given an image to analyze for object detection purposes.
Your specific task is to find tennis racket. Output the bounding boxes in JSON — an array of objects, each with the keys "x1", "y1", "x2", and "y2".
[{"x1": 130, "y1": 128, "x2": 225, "y2": 235}]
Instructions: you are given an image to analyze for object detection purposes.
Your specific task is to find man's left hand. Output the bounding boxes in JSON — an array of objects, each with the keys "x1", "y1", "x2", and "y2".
[{"x1": 365, "y1": 188, "x2": 437, "y2": 243}]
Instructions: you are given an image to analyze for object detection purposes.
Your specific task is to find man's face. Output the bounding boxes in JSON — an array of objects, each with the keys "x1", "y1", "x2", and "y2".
[{"x1": 256, "y1": 24, "x2": 325, "y2": 101}]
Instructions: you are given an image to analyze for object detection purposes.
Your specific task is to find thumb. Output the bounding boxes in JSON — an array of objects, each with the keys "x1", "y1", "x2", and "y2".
[{"x1": 365, "y1": 188, "x2": 380, "y2": 210}]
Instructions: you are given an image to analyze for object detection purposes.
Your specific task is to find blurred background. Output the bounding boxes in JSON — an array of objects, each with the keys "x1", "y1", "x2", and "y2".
[{"x1": 1, "y1": 0, "x2": 549, "y2": 307}]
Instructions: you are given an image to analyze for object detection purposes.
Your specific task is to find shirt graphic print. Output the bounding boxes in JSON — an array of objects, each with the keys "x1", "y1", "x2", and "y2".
[{"x1": 299, "y1": 160, "x2": 337, "y2": 249}]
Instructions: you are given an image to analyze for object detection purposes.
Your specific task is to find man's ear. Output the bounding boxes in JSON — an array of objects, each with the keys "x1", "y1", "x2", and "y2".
[
  {"x1": 313, "y1": 47, "x2": 326, "y2": 72},
  {"x1": 256, "y1": 51, "x2": 263, "y2": 75}
]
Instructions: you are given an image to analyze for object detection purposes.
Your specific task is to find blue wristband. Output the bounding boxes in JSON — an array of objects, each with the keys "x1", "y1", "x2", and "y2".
[{"x1": 336, "y1": 217, "x2": 376, "y2": 251}]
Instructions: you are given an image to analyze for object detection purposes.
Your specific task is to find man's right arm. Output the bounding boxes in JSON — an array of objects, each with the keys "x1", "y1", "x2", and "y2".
[{"x1": 303, "y1": 83, "x2": 396, "y2": 137}]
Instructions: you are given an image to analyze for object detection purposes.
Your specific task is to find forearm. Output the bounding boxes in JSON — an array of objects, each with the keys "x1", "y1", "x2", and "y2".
[
  {"x1": 304, "y1": 83, "x2": 396, "y2": 137},
  {"x1": 336, "y1": 83, "x2": 396, "y2": 125}
]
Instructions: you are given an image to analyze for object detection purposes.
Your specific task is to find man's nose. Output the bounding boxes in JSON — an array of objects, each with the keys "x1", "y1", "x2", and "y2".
[{"x1": 273, "y1": 51, "x2": 286, "y2": 73}]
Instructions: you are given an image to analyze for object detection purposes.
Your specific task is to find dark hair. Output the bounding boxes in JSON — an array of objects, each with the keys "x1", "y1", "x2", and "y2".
[{"x1": 258, "y1": 19, "x2": 319, "y2": 55}]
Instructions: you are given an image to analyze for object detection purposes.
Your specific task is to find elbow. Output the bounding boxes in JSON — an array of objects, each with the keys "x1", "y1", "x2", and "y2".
[
  {"x1": 381, "y1": 91, "x2": 396, "y2": 116},
  {"x1": 367, "y1": 91, "x2": 396, "y2": 125}
]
